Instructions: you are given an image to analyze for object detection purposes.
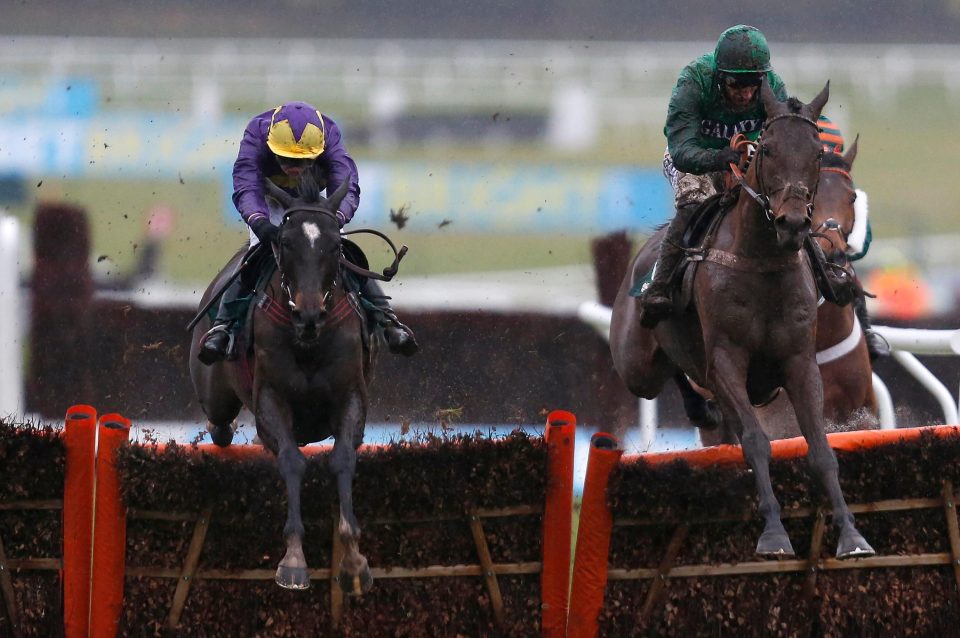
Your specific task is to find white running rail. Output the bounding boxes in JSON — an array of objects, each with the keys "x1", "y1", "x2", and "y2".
[{"x1": 0, "y1": 216, "x2": 23, "y2": 417}]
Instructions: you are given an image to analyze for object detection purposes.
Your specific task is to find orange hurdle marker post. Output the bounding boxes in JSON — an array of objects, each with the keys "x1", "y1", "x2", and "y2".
[
  {"x1": 541, "y1": 410, "x2": 576, "y2": 638},
  {"x1": 62, "y1": 405, "x2": 97, "y2": 638},
  {"x1": 567, "y1": 432, "x2": 622, "y2": 638},
  {"x1": 90, "y1": 413, "x2": 131, "y2": 638}
]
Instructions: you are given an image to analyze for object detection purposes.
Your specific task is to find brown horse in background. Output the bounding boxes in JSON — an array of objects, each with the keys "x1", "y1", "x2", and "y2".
[
  {"x1": 810, "y1": 140, "x2": 877, "y2": 425},
  {"x1": 610, "y1": 81, "x2": 874, "y2": 559}
]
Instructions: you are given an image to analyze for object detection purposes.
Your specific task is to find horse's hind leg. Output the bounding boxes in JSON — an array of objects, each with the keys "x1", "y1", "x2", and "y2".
[
  {"x1": 709, "y1": 349, "x2": 795, "y2": 557},
  {"x1": 784, "y1": 355, "x2": 875, "y2": 559},
  {"x1": 329, "y1": 392, "x2": 372, "y2": 596}
]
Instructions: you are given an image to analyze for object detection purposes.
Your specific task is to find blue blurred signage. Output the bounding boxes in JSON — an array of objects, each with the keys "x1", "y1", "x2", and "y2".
[{"x1": 0, "y1": 114, "x2": 672, "y2": 232}]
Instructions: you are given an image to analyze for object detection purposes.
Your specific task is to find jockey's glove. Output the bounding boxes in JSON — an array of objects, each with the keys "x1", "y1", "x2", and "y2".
[
  {"x1": 714, "y1": 148, "x2": 742, "y2": 171},
  {"x1": 250, "y1": 217, "x2": 279, "y2": 246}
]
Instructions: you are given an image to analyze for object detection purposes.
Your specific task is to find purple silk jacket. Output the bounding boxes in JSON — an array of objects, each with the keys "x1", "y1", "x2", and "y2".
[{"x1": 231, "y1": 110, "x2": 361, "y2": 228}]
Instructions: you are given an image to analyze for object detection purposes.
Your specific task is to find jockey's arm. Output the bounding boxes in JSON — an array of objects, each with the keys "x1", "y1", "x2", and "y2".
[
  {"x1": 316, "y1": 118, "x2": 361, "y2": 226},
  {"x1": 665, "y1": 78, "x2": 730, "y2": 175},
  {"x1": 232, "y1": 121, "x2": 271, "y2": 228}
]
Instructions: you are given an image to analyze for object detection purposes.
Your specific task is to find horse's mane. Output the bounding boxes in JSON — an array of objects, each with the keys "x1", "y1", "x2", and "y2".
[
  {"x1": 297, "y1": 170, "x2": 324, "y2": 204},
  {"x1": 822, "y1": 151, "x2": 850, "y2": 171},
  {"x1": 785, "y1": 97, "x2": 805, "y2": 114}
]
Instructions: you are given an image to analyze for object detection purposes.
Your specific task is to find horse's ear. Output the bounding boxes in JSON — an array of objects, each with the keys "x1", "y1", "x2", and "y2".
[
  {"x1": 760, "y1": 77, "x2": 783, "y2": 116},
  {"x1": 328, "y1": 178, "x2": 351, "y2": 213},
  {"x1": 808, "y1": 81, "x2": 830, "y2": 120},
  {"x1": 843, "y1": 134, "x2": 859, "y2": 168},
  {"x1": 263, "y1": 178, "x2": 294, "y2": 209}
]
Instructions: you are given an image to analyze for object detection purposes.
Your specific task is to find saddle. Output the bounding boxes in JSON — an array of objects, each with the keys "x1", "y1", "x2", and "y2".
[
  {"x1": 630, "y1": 186, "x2": 857, "y2": 315},
  {"x1": 628, "y1": 193, "x2": 729, "y2": 303},
  {"x1": 674, "y1": 193, "x2": 731, "y2": 313}
]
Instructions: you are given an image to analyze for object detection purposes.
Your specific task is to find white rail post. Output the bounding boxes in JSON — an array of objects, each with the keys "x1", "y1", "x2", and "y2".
[
  {"x1": 638, "y1": 398, "x2": 658, "y2": 451},
  {"x1": 890, "y1": 350, "x2": 960, "y2": 425},
  {"x1": 0, "y1": 216, "x2": 23, "y2": 417},
  {"x1": 871, "y1": 372, "x2": 896, "y2": 429}
]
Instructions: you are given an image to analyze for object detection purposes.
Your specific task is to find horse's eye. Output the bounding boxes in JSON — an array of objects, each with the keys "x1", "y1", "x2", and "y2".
[{"x1": 760, "y1": 145, "x2": 769, "y2": 156}]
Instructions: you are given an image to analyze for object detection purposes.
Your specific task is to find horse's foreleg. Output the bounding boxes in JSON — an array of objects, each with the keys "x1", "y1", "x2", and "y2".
[
  {"x1": 785, "y1": 355, "x2": 875, "y2": 559},
  {"x1": 258, "y1": 390, "x2": 310, "y2": 589},
  {"x1": 709, "y1": 349, "x2": 795, "y2": 558},
  {"x1": 330, "y1": 392, "x2": 372, "y2": 595}
]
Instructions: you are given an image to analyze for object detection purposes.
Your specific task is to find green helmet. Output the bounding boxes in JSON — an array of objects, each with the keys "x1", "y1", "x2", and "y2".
[{"x1": 714, "y1": 25, "x2": 771, "y2": 74}]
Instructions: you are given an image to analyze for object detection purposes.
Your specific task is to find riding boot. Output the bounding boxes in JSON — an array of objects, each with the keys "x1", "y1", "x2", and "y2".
[
  {"x1": 360, "y1": 279, "x2": 419, "y2": 356},
  {"x1": 639, "y1": 203, "x2": 699, "y2": 328},
  {"x1": 198, "y1": 277, "x2": 248, "y2": 365},
  {"x1": 854, "y1": 295, "x2": 891, "y2": 360}
]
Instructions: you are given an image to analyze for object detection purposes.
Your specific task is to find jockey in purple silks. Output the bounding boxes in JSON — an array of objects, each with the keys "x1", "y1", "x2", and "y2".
[{"x1": 197, "y1": 101, "x2": 418, "y2": 365}]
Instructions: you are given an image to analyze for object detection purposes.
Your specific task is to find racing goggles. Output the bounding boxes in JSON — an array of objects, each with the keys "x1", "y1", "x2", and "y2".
[{"x1": 721, "y1": 73, "x2": 764, "y2": 89}]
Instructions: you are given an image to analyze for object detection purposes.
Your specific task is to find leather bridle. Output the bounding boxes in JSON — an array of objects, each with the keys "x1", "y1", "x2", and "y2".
[{"x1": 728, "y1": 113, "x2": 823, "y2": 226}]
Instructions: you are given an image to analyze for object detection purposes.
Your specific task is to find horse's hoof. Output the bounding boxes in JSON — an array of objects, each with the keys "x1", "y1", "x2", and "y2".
[
  {"x1": 338, "y1": 565, "x2": 374, "y2": 596},
  {"x1": 275, "y1": 565, "x2": 310, "y2": 590},
  {"x1": 756, "y1": 530, "x2": 796, "y2": 559},
  {"x1": 206, "y1": 421, "x2": 235, "y2": 448},
  {"x1": 836, "y1": 530, "x2": 875, "y2": 560}
]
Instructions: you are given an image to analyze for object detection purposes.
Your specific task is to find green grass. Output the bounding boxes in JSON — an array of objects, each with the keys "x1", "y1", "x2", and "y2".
[{"x1": 7, "y1": 177, "x2": 598, "y2": 284}]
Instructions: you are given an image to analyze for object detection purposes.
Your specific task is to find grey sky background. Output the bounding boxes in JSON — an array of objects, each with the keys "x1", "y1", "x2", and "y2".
[{"x1": 3, "y1": 0, "x2": 959, "y2": 43}]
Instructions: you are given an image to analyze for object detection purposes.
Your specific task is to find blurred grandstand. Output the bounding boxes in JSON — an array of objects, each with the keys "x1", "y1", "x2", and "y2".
[{"x1": 1, "y1": 5, "x2": 959, "y2": 294}]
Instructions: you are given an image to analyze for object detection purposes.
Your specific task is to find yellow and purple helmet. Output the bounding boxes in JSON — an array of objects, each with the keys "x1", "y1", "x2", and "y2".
[{"x1": 266, "y1": 102, "x2": 326, "y2": 159}]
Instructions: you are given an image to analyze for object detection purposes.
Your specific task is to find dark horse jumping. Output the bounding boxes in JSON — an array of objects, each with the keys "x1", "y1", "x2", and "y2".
[
  {"x1": 190, "y1": 176, "x2": 377, "y2": 593},
  {"x1": 698, "y1": 137, "x2": 878, "y2": 444},
  {"x1": 610, "y1": 81, "x2": 875, "y2": 559}
]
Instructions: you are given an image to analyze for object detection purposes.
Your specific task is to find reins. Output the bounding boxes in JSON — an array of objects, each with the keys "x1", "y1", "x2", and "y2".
[
  {"x1": 267, "y1": 205, "x2": 408, "y2": 330},
  {"x1": 277, "y1": 205, "x2": 408, "y2": 283}
]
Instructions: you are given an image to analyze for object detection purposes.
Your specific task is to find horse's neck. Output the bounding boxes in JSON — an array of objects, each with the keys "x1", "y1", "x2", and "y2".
[{"x1": 721, "y1": 187, "x2": 781, "y2": 259}]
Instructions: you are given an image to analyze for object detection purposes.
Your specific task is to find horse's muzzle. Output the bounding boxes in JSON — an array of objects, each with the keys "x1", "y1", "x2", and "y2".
[
  {"x1": 291, "y1": 309, "x2": 328, "y2": 343},
  {"x1": 773, "y1": 211, "x2": 811, "y2": 251}
]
